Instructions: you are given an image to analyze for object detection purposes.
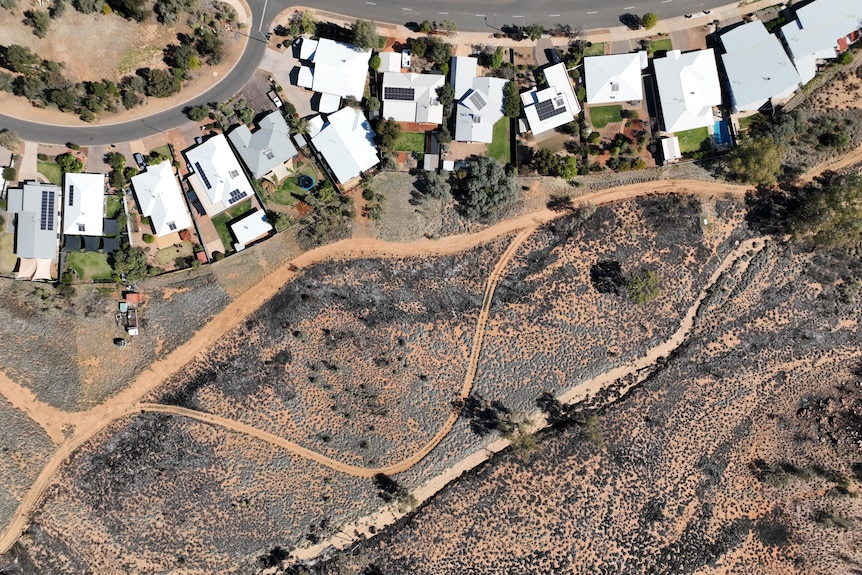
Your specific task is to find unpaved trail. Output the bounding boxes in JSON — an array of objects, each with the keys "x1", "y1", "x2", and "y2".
[
  {"x1": 0, "y1": 372, "x2": 71, "y2": 444},
  {"x1": 800, "y1": 143, "x2": 862, "y2": 183},
  {"x1": 0, "y1": 178, "x2": 753, "y2": 555}
]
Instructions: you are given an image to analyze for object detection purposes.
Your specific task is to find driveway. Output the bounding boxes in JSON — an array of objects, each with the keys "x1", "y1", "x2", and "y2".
[{"x1": 260, "y1": 45, "x2": 315, "y2": 118}]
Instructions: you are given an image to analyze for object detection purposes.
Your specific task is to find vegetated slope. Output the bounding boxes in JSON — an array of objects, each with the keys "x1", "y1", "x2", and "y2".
[
  {"x1": 148, "y1": 236, "x2": 513, "y2": 469},
  {"x1": 474, "y1": 195, "x2": 751, "y2": 414},
  {"x1": 0, "y1": 272, "x2": 231, "y2": 411},
  {"x1": 320, "y1": 241, "x2": 862, "y2": 575},
  {"x1": 0, "y1": 396, "x2": 55, "y2": 534},
  {"x1": 0, "y1": 413, "x2": 374, "y2": 575}
]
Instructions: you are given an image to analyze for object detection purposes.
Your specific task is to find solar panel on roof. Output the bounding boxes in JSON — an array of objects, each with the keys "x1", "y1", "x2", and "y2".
[
  {"x1": 468, "y1": 91, "x2": 487, "y2": 110},
  {"x1": 194, "y1": 162, "x2": 212, "y2": 189},
  {"x1": 535, "y1": 98, "x2": 568, "y2": 122},
  {"x1": 384, "y1": 87, "x2": 415, "y2": 101},
  {"x1": 68, "y1": 185, "x2": 74, "y2": 206},
  {"x1": 40, "y1": 190, "x2": 55, "y2": 231},
  {"x1": 228, "y1": 189, "x2": 248, "y2": 205}
]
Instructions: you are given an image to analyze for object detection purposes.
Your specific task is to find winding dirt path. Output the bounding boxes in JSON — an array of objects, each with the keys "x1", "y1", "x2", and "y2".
[
  {"x1": 0, "y1": 178, "x2": 753, "y2": 555},
  {"x1": 800, "y1": 143, "x2": 862, "y2": 183}
]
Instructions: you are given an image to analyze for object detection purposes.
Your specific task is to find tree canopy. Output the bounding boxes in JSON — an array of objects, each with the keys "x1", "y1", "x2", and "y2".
[
  {"x1": 455, "y1": 156, "x2": 518, "y2": 220},
  {"x1": 352, "y1": 19, "x2": 379, "y2": 50},
  {"x1": 726, "y1": 136, "x2": 784, "y2": 186},
  {"x1": 640, "y1": 12, "x2": 658, "y2": 29},
  {"x1": 376, "y1": 118, "x2": 400, "y2": 150},
  {"x1": 790, "y1": 173, "x2": 862, "y2": 249}
]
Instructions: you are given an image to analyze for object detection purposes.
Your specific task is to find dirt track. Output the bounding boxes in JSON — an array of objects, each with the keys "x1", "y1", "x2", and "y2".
[{"x1": 0, "y1": 178, "x2": 753, "y2": 555}]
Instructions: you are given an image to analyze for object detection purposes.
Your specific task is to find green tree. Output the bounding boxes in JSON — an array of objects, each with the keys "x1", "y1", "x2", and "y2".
[
  {"x1": 533, "y1": 148, "x2": 559, "y2": 176},
  {"x1": 186, "y1": 104, "x2": 210, "y2": 121},
  {"x1": 55, "y1": 152, "x2": 83, "y2": 173},
  {"x1": 3, "y1": 45, "x2": 40, "y2": 73},
  {"x1": 153, "y1": 0, "x2": 194, "y2": 24},
  {"x1": 524, "y1": 23, "x2": 544, "y2": 40},
  {"x1": 145, "y1": 68, "x2": 181, "y2": 97},
  {"x1": 455, "y1": 156, "x2": 517, "y2": 220},
  {"x1": 641, "y1": 12, "x2": 658, "y2": 29},
  {"x1": 196, "y1": 29, "x2": 224, "y2": 65},
  {"x1": 408, "y1": 37, "x2": 427, "y2": 59},
  {"x1": 489, "y1": 46, "x2": 504, "y2": 68},
  {"x1": 369, "y1": 53, "x2": 381, "y2": 71},
  {"x1": 503, "y1": 80, "x2": 520, "y2": 118},
  {"x1": 110, "y1": 244, "x2": 149, "y2": 281},
  {"x1": 419, "y1": 20, "x2": 431, "y2": 33},
  {"x1": 418, "y1": 170, "x2": 450, "y2": 201},
  {"x1": 0, "y1": 128, "x2": 21, "y2": 152},
  {"x1": 425, "y1": 37, "x2": 451, "y2": 66},
  {"x1": 440, "y1": 19, "x2": 457, "y2": 36},
  {"x1": 23, "y1": 9, "x2": 51, "y2": 38},
  {"x1": 72, "y1": 0, "x2": 103, "y2": 13},
  {"x1": 47, "y1": 87, "x2": 78, "y2": 111},
  {"x1": 726, "y1": 136, "x2": 783, "y2": 186},
  {"x1": 300, "y1": 10, "x2": 316, "y2": 34},
  {"x1": 436, "y1": 83, "x2": 455, "y2": 116},
  {"x1": 353, "y1": 19, "x2": 379, "y2": 50},
  {"x1": 790, "y1": 173, "x2": 862, "y2": 249},
  {"x1": 3, "y1": 166, "x2": 16, "y2": 182},
  {"x1": 376, "y1": 118, "x2": 401, "y2": 150},
  {"x1": 626, "y1": 268, "x2": 661, "y2": 304},
  {"x1": 106, "y1": 0, "x2": 147, "y2": 20}
]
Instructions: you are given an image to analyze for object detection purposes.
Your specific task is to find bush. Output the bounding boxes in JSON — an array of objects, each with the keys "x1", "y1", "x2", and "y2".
[
  {"x1": 37, "y1": 153, "x2": 48, "y2": 161},
  {"x1": 2, "y1": 166, "x2": 15, "y2": 181},
  {"x1": 142, "y1": 233, "x2": 155, "y2": 244},
  {"x1": 369, "y1": 54, "x2": 381, "y2": 71},
  {"x1": 186, "y1": 104, "x2": 209, "y2": 121},
  {"x1": 454, "y1": 156, "x2": 518, "y2": 220},
  {"x1": 641, "y1": 12, "x2": 658, "y2": 29},
  {"x1": 626, "y1": 268, "x2": 661, "y2": 304},
  {"x1": 837, "y1": 51, "x2": 853, "y2": 65},
  {"x1": 23, "y1": 9, "x2": 51, "y2": 38},
  {"x1": 212, "y1": 251, "x2": 225, "y2": 261},
  {"x1": 353, "y1": 19, "x2": 379, "y2": 50}
]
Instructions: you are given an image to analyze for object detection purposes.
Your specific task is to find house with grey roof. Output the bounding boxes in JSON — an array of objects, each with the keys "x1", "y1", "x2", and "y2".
[
  {"x1": 228, "y1": 111, "x2": 298, "y2": 180},
  {"x1": 8, "y1": 181, "x2": 61, "y2": 280}
]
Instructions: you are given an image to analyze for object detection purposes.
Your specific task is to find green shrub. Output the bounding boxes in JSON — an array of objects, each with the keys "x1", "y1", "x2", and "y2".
[
  {"x1": 142, "y1": 233, "x2": 155, "y2": 244},
  {"x1": 37, "y1": 153, "x2": 48, "y2": 161},
  {"x1": 626, "y1": 268, "x2": 661, "y2": 304},
  {"x1": 837, "y1": 51, "x2": 853, "y2": 65},
  {"x1": 212, "y1": 251, "x2": 225, "y2": 261}
]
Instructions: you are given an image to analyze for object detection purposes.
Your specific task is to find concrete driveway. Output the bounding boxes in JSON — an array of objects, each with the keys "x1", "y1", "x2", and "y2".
[{"x1": 260, "y1": 46, "x2": 315, "y2": 118}]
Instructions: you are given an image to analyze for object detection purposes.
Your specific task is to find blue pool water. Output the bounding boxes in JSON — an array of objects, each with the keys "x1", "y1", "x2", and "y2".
[{"x1": 714, "y1": 120, "x2": 731, "y2": 146}]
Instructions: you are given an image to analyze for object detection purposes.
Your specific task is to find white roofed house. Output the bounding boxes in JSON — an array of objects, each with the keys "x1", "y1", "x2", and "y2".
[
  {"x1": 720, "y1": 20, "x2": 801, "y2": 112},
  {"x1": 521, "y1": 62, "x2": 581, "y2": 135},
  {"x1": 654, "y1": 49, "x2": 722, "y2": 133},
  {"x1": 62, "y1": 172, "x2": 105, "y2": 237},
  {"x1": 780, "y1": 0, "x2": 862, "y2": 84},
  {"x1": 311, "y1": 106, "x2": 379, "y2": 185},
  {"x1": 7, "y1": 181, "x2": 61, "y2": 280},
  {"x1": 131, "y1": 161, "x2": 192, "y2": 238},
  {"x1": 381, "y1": 72, "x2": 446, "y2": 125},
  {"x1": 307, "y1": 37, "x2": 372, "y2": 100},
  {"x1": 584, "y1": 52, "x2": 645, "y2": 104},
  {"x1": 447, "y1": 57, "x2": 508, "y2": 144},
  {"x1": 228, "y1": 111, "x2": 298, "y2": 180},
  {"x1": 378, "y1": 51, "x2": 403, "y2": 73},
  {"x1": 230, "y1": 208, "x2": 274, "y2": 251},
  {"x1": 184, "y1": 134, "x2": 255, "y2": 217}
]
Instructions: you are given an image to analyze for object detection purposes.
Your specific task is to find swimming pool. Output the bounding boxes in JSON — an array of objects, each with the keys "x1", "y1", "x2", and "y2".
[{"x1": 714, "y1": 120, "x2": 731, "y2": 146}]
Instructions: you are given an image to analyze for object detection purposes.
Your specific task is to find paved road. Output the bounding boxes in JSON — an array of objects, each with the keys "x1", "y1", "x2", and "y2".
[
  {"x1": 1, "y1": 0, "x2": 718, "y2": 145},
  {"x1": 312, "y1": 0, "x2": 715, "y2": 33}
]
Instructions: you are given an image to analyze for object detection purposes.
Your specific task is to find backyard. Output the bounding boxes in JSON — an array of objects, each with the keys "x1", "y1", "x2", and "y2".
[
  {"x1": 67, "y1": 251, "x2": 114, "y2": 281},
  {"x1": 486, "y1": 117, "x2": 511, "y2": 163},
  {"x1": 37, "y1": 161, "x2": 62, "y2": 186},
  {"x1": 261, "y1": 158, "x2": 321, "y2": 210},
  {"x1": 589, "y1": 105, "x2": 623, "y2": 129},
  {"x1": 105, "y1": 195, "x2": 123, "y2": 219},
  {"x1": 675, "y1": 126, "x2": 711, "y2": 153},
  {"x1": 393, "y1": 132, "x2": 426, "y2": 153},
  {"x1": 210, "y1": 200, "x2": 254, "y2": 254},
  {"x1": 154, "y1": 241, "x2": 194, "y2": 266}
]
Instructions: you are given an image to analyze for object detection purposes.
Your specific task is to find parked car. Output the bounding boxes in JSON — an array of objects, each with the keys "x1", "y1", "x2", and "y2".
[{"x1": 133, "y1": 152, "x2": 146, "y2": 170}]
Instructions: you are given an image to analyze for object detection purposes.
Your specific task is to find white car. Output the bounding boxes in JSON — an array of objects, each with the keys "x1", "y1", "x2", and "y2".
[{"x1": 268, "y1": 89, "x2": 283, "y2": 108}]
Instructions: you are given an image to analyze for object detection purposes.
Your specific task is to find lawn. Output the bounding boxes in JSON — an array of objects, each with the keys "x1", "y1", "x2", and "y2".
[
  {"x1": 0, "y1": 232, "x2": 16, "y2": 275},
  {"x1": 675, "y1": 126, "x2": 711, "y2": 153},
  {"x1": 67, "y1": 251, "x2": 114, "y2": 281},
  {"x1": 149, "y1": 144, "x2": 172, "y2": 163},
  {"x1": 154, "y1": 241, "x2": 194, "y2": 266},
  {"x1": 210, "y1": 199, "x2": 254, "y2": 253},
  {"x1": 393, "y1": 131, "x2": 426, "y2": 153},
  {"x1": 37, "y1": 161, "x2": 62, "y2": 186},
  {"x1": 105, "y1": 195, "x2": 123, "y2": 219},
  {"x1": 589, "y1": 104, "x2": 623, "y2": 129},
  {"x1": 738, "y1": 114, "x2": 762, "y2": 131},
  {"x1": 486, "y1": 117, "x2": 511, "y2": 163},
  {"x1": 584, "y1": 42, "x2": 606, "y2": 57},
  {"x1": 648, "y1": 38, "x2": 673, "y2": 57},
  {"x1": 269, "y1": 162, "x2": 318, "y2": 207}
]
